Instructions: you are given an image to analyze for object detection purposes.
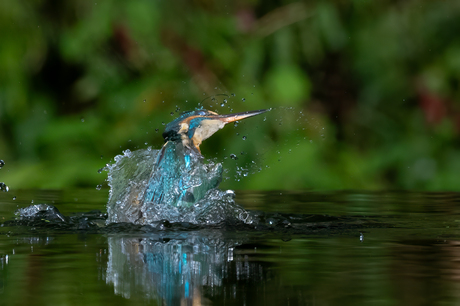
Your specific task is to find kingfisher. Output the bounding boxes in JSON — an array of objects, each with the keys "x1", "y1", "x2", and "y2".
[
  {"x1": 106, "y1": 108, "x2": 268, "y2": 224},
  {"x1": 141, "y1": 108, "x2": 268, "y2": 214}
]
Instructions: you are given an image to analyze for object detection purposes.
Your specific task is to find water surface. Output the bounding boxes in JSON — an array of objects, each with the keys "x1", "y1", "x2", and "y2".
[{"x1": 1, "y1": 189, "x2": 460, "y2": 305}]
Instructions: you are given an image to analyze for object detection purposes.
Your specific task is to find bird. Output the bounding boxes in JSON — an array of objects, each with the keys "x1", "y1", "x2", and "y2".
[
  {"x1": 141, "y1": 109, "x2": 268, "y2": 213},
  {"x1": 106, "y1": 108, "x2": 268, "y2": 224}
]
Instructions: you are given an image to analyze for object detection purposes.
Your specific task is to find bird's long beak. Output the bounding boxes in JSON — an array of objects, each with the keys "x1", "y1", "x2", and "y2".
[{"x1": 215, "y1": 109, "x2": 269, "y2": 123}]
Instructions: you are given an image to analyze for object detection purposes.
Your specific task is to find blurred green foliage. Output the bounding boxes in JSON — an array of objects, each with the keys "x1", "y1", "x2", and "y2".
[{"x1": 1, "y1": 0, "x2": 460, "y2": 191}]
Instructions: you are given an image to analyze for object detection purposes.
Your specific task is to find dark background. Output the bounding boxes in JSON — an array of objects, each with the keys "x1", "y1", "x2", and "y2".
[{"x1": 1, "y1": 0, "x2": 459, "y2": 191}]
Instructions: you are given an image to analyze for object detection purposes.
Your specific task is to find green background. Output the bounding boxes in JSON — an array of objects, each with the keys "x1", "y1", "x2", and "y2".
[{"x1": 1, "y1": 0, "x2": 459, "y2": 191}]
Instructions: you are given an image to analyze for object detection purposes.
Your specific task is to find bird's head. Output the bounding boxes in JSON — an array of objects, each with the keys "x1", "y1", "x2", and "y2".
[{"x1": 162, "y1": 109, "x2": 268, "y2": 153}]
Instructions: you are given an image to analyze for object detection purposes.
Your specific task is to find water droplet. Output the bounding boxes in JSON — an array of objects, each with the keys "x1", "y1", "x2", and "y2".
[
  {"x1": 223, "y1": 99, "x2": 227, "y2": 103},
  {"x1": 81, "y1": 118, "x2": 85, "y2": 122},
  {"x1": 231, "y1": 93, "x2": 236, "y2": 97},
  {"x1": 170, "y1": 112, "x2": 174, "y2": 116},
  {"x1": 161, "y1": 122, "x2": 165, "y2": 126},
  {"x1": 220, "y1": 103, "x2": 225, "y2": 107},
  {"x1": 12, "y1": 196, "x2": 16, "y2": 200},
  {"x1": 97, "y1": 168, "x2": 103, "y2": 174},
  {"x1": 0, "y1": 183, "x2": 9, "y2": 192},
  {"x1": 230, "y1": 154, "x2": 238, "y2": 160},
  {"x1": 143, "y1": 99, "x2": 146, "y2": 102},
  {"x1": 242, "y1": 136, "x2": 247, "y2": 140},
  {"x1": 96, "y1": 184, "x2": 102, "y2": 190},
  {"x1": 31, "y1": 200, "x2": 34, "y2": 204},
  {"x1": 0, "y1": 160, "x2": 4, "y2": 169},
  {"x1": 242, "y1": 98, "x2": 245, "y2": 102},
  {"x1": 155, "y1": 128, "x2": 159, "y2": 132}
]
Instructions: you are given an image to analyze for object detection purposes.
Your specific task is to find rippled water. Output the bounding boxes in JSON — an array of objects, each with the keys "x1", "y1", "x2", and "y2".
[{"x1": 1, "y1": 189, "x2": 460, "y2": 305}]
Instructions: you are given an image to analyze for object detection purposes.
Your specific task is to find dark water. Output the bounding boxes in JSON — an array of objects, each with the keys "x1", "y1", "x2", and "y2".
[{"x1": 1, "y1": 189, "x2": 460, "y2": 305}]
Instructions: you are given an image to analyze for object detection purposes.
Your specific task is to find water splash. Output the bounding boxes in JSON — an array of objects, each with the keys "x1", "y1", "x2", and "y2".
[
  {"x1": 0, "y1": 182, "x2": 9, "y2": 192},
  {"x1": 15, "y1": 204, "x2": 66, "y2": 222},
  {"x1": 0, "y1": 160, "x2": 8, "y2": 192},
  {"x1": 105, "y1": 147, "x2": 254, "y2": 225}
]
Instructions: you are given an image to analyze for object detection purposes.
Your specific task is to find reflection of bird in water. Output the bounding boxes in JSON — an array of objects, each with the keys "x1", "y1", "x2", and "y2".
[
  {"x1": 142, "y1": 109, "x2": 268, "y2": 209},
  {"x1": 106, "y1": 108, "x2": 267, "y2": 224},
  {"x1": 105, "y1": 235, "x2": 242, "y2": 304}
]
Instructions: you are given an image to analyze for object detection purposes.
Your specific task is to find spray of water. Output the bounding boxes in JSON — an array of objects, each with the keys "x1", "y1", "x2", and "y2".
[{"x1": 105, "y1": 148, "x2": 255, "y2": 225}]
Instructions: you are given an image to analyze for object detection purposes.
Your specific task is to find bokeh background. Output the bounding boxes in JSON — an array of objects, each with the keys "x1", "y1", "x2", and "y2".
[{"x1": 1, "y1": 1, "x2": 459, "y2": 191}]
